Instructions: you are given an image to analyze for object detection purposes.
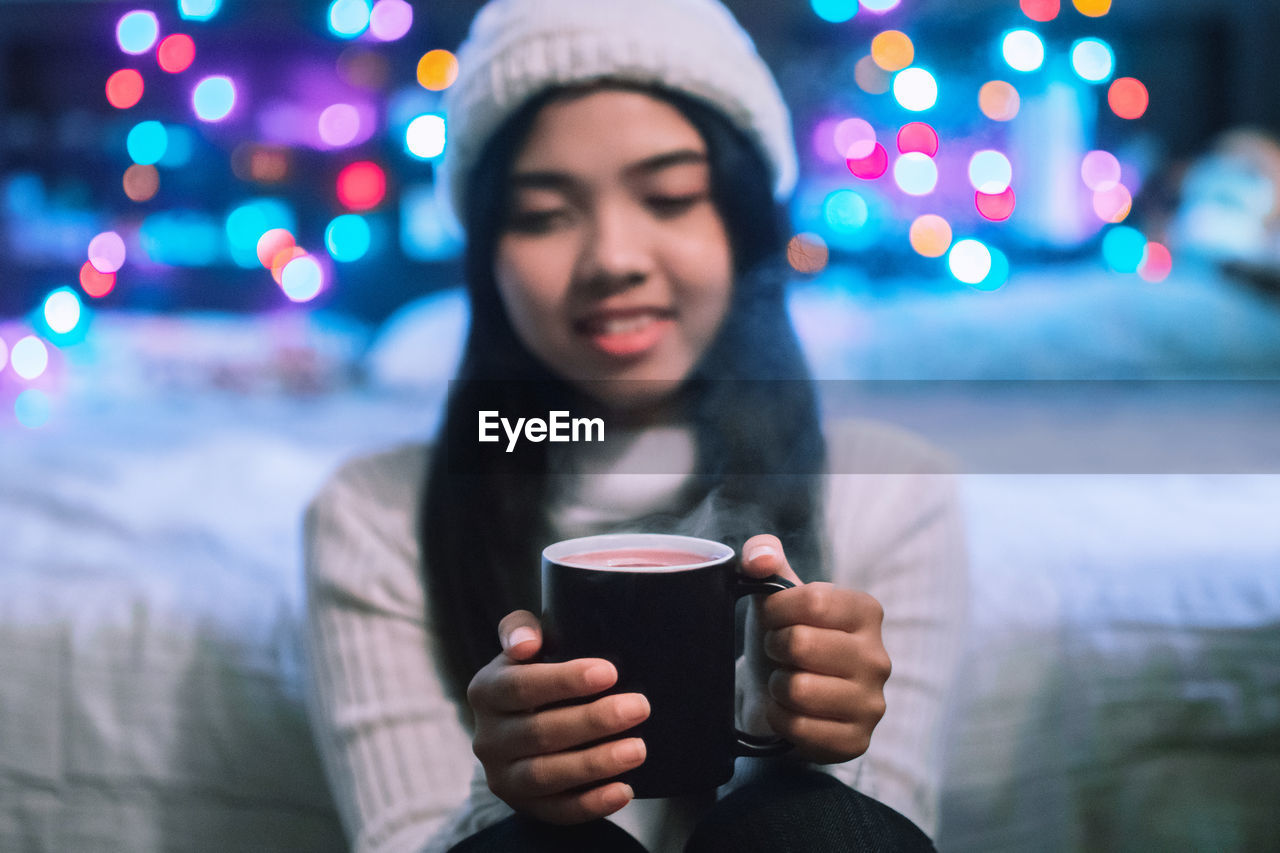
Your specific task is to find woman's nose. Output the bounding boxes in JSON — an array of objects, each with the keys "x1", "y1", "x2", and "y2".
[{"x1": 576, "y1": 203, "x2": 654, "y2": 293}]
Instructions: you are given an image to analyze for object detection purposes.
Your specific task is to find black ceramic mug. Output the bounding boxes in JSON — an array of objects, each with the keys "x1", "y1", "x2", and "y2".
[{"x1": 540, "y1": 532, "x2": 794, "y2": 798}]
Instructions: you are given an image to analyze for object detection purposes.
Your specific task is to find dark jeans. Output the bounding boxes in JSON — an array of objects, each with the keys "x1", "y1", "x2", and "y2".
[{"x1": 448, "y1": 763, "x2": 936, "y2": 852}]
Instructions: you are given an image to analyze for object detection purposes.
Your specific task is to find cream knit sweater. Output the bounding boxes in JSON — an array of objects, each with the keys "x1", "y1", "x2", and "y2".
[{"x1": 303, "y1": 418, "x2": 968, "y2": 852}]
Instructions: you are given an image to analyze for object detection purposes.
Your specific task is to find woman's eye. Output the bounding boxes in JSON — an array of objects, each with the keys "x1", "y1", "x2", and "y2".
[
  {"x1": 647, "y1": 194, "x2": 705, "y2": 217},
  {"x1": 505, "y1": 209, "x2": 570, "y2": 234}
]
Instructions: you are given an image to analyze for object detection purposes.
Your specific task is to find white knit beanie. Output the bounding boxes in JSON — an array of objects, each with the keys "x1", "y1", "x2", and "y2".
[{"x1": 437, "y1": 0, "x2": 798, "y2": 232}]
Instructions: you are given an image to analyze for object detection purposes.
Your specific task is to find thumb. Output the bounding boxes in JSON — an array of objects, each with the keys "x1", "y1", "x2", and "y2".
[
  {"x1": 497, "y1": 610, "x2": 542, "y2": 661},
  {"x1": 741, "y1": 534, "x2": 803, "y2": 586}
]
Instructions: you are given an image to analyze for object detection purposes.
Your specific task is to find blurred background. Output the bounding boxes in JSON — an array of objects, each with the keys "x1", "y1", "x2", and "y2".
[{"x1": 2, "y1": 2, "x2": 1280, "y2": 851}]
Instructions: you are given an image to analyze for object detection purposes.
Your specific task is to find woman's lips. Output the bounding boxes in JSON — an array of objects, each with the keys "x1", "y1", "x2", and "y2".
[{"x1": 574, "y1": 308, "x2": 675, "y2": 358}]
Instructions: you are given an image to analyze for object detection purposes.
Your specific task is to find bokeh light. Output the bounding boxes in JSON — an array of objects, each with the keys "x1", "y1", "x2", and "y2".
[
  {"x1": 79, "y1": 261, "x2": 117, "y2": 298},
  {"x1": 338, "y1": 47, "x2": 390, "y2": 90},
  {"x1": 417, "y1": 50, "x2": 459, "y2": 91},
  {"x1": 406, "y1": 114, "x2": 447, "y2": 159},
  {"x1": 1138, "y1": 241, "x2": 1173, "y2": 282},
  {"x1": 861, "y1": 0, "x2": 901, "y2": 11},
  {"x1": 106, "y1": 69, "x2": 144, "y2": 109},
  {"x1": 810, "y1": 0, "x2": 857, "y2": 23},
  {"x1": 123, "y1": 163, "x2": 160, "y2": 202},
  {"x1": 179, "y1": 0, "x2": 222, "y2": 21},
  {"x1": 846, "y1": 143, "x2": 889, "y2": 179},
  {"x1": 968, "y1": 150, "x2": 1013, "y2": 193},
  {"x1": 117, "y1": 10, "x2": 159, "y2": 55},
  {"x1": 337, "y1": 161, "x2": 387, "y2": 210},
  {"x1": 126, "y1": 120, "x2": 168, "y2": 165},
  {"x1": 975, "y1": 187, "x2": 1016, "y2": 221},
  {"x1": 909, "y1": 214, "x2": 952, "y2": 257},
  {"x1": 271, "y1": 246, "x2": 308, "y2": 283},
  {"x1": 1108, "y1": 77, "x2": 1149, "y2": 119},
  {"x1": 1102, "y1": 225, "x2": 1145, "y2": 273},
  {"x1": 1073, "y1": 0, "x2": 1112, "y2": 17},
  {"x1": 871, "y1": 31, "x2": 914, "y2": 72},
  {"x1": 157, "y1": 34, "x2": 196, "y2": 74},
  {"x1": 43, "y1": 288, "x2": 83, "y2": 335},
  {"x1": 855, "y1": 56, "x2": 891, "y2": 95},
  {"x1": 834, "y1": 117, "x2": 876, "y2": 159},
  {"x1": 897, "y1": 122, "x2": 938, "y2": 156},
  {"x1": 948, "y1": 239, "x2": 993, "y2": 285},
  {"x1": 1080, "y1": 150, "x2": 1121, "y2": 190},
  {"x1": 1071, "y1": 38, "x2": 1114, "y2": 83},
  {"x1": 974, "y1": 245, "x2": 1010, "y2": 291},
  {"x1": 1093, "y1": 183, "x2": 1132, "y2": 222},
  {"x1": 786, "y1": 233, "x2": 829, "y2": 274},
  {"x1": 893, "y1": 152, "x2": 939, "y2": 196},
  {"x1": 256, "y1": 228, "x2": 296, "y2": 268},
  {"x1": 232, "y1": 143, "x2": 291, "y2": 184},
  {"x1": 369, "y1": 0, "x2": 414, "y2": 41},
  {"x1": 978, "y1": 80, "x2": 1020, "y2": 121},
  {"x1": 193, "y1": 76, "x2": 236, "y2": 122},
  {"x1": 1002, "y1": 29, "x2": 1045, "y2": 73},
  {"x1": 281, "y1": 255, "x2": 325, "y2": 302},
  {"x1": 329, "y1": 0, "x2": 372, "y2": 38},
  {"x1": 326, "y1": 214, "x2": 372, "y2": 262},
  {"x1": 88, "y1": 231, "x2": 127, "y2": 273},
  {"x1": 0, "y1": 335, "x2": 7, "y2": 373},
  {"x1": 319, "y1": 103, "x2": 362, "y2": 148},
  {"x1": 226, "y1": 198, "x2": 296, "y2": 268},
  {"x1": 10, "y1": 336, "x2": 49, "y2": 381},
  {"x1": 893, "y1": 68, "x2": 938, "y2": 112},
  {"x1": 158, "y1": 125, "x2": 195, "y2": 169},
  {"x1": 1020, "y1": 0, "x2": 1059, "y2": 21},
  {"x1": 822, "y1": 189, "x2": 869, "y2": 234},
  {"x1": 15, "y1": 390, "x2": 52, "y2": 429}
]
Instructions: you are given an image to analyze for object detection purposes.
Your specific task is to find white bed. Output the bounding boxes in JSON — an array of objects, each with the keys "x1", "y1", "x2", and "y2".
[{"x1": 2, "y1": 261, "x2": 1278, "y2": 851}]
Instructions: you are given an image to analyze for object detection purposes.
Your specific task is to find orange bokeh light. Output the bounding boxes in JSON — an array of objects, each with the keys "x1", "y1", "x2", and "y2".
[
  {"x1": 786, "y1": 233, "x2": 829, "y2": 275},
  {"x1": 909, "y1": 215, "x2": 952, "y2": 258},
  {"x1": 871, "y1": 31, "x2": 914, "y2": 72},
  {"x1": 417, "y1": 49, "x2": 459, "y2": 91},
  {"x1": 979, "y1": 80, "x2": 1021, "y2": 122},
  {"x1": 122, "y1": 164, "x2": 160, "y2": 202}
]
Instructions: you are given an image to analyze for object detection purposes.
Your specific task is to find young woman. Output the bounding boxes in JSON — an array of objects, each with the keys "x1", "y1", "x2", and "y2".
[{"x1": 303, "y1": 1, "x2": 967, "y2": 851}]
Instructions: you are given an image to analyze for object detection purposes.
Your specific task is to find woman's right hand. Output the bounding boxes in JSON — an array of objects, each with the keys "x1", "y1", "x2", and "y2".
[{"x1": 466, "y1": 610, "x2": 651, "y2": 824}]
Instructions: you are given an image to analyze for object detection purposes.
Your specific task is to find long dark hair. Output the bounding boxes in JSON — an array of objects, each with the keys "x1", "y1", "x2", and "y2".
[{"x1": 420, "y1": 83, "x2": 827, "y2": 708}]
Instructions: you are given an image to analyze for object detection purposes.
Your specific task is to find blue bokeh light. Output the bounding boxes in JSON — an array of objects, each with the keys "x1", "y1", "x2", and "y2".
[
  {"x1": 225, "y1": 199, "x2": 296, "y2": 268},
  {"x1": 1102, "y1": 225, "x2": 1147, "y2": 273},
  {"x1": 1071, "y1": 38, "x2": 1115, "y2": 83},
  {"x1": 127, "y1": 121, "x2": 169, "y2": 166},
  {"x1": 117, "y1": 11, "x2": 159, "y2": 55},
  {"x1": 329, "y1": 0, "x2": 373, "y2": 38},
  {"x1": 193, "y1": 76, "x2": 236, "y2": 122},
  {"x1": 326, "y1": 214, "x2": 372, "y2": 262},
  {"x1": 1002, "y1": 29, "x2": 1045, "y2": 73},
  {"x1": 179, "y1": 0, "x2": 222, "y2": 21}
]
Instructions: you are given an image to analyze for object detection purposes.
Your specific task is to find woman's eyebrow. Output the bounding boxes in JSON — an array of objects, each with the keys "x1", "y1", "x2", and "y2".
[{"x1": 628, "y1": 148, "x2": 708, "y2": 176}]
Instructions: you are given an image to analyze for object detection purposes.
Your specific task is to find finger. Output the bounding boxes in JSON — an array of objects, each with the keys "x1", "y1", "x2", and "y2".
[
  {"x1": 763, "y1": 700, "x2": 878, "y2": 764},
  {"x1": 480, "y1": 658, "x2": 618, "y2": 714},
  {"x1": 766, "y1": 668, "x2": 867, "y2": 721},
  {"x1": 763, "y1": 624, "x2": 864, "y2": 679},
  {"x1": 505, "y1": 737, "x2": 647, "y2": 799},
  {"x1": 498, "y1": 610, "x2": 543, "y2": 661},
  {"x1": 524, "y1": 781, "x2": 635, "y2": 826},
  {"x1": 759, "y1": 584, "x2": 883, "y2": 633},
  {"x1": 741, "y1": 534, "x2": 802, "y2": 586},
  {"x1": 480, "y1": 693, "x2": 651, "y2": 762}
]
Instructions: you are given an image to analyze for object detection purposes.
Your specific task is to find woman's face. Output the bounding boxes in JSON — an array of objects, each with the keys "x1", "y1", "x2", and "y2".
[{"x1": 493, "y1": 88, "x2": 733, "y2": 414}]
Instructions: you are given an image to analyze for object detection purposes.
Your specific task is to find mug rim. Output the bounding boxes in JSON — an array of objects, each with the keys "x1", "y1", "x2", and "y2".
[{"x1": 543, "y1": 533, "x2": 733, "y2": 573}]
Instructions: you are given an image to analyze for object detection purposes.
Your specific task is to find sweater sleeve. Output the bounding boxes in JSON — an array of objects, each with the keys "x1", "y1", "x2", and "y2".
[
  {"x1": 301, "y1": 445, "x2": 512, "y2": 853},
  {"x1": 817, "y1": 420, "x2": 970, "y2": 840}
]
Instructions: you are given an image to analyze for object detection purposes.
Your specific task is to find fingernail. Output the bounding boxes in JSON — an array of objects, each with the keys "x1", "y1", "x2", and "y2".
[
  {"x1": 615, "y1": 738, "x2": 646, "y2": 764},
  {"x1": 506, "y1": 626, "x2": 537, "y2": 650},
  {"x1": 745, "y1": 544, "x2": 777, "y2": 563},
  {"x1": 586, "y1": 663, "x2": 615, "y2": 689},
  {"x1": 610, "y1": 783, "x2": 635, "y2": 808},
  {"x1": 619, "y1": 695, "x2": 650, "y2": 724}
]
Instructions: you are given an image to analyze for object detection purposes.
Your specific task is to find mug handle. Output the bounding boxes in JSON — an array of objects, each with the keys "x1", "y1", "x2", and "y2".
[{"x1": 732, "y1": 573, "x2": 796, "y2": 757}]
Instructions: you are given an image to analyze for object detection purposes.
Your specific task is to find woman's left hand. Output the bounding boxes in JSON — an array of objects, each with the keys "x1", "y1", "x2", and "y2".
[{"x1": 739, "y1": 533, "x2": 891, "y2": 765}]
